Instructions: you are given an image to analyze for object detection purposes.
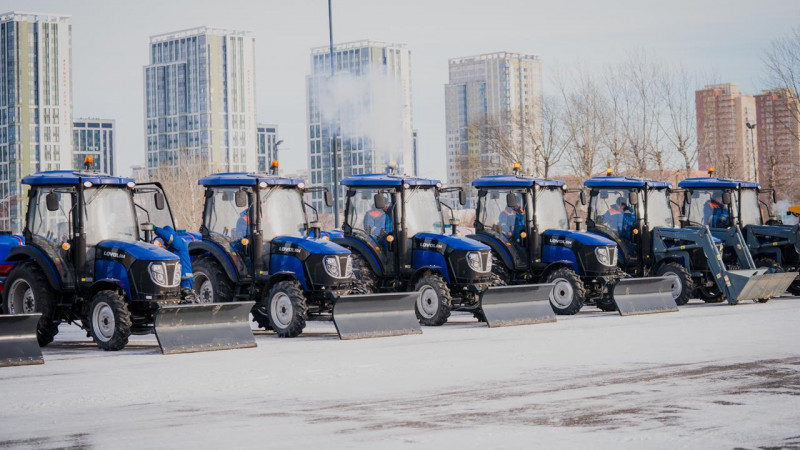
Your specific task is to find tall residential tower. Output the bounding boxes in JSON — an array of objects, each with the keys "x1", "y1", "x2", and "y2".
[
  {"x1": 755, "y1": 88, "x2": 800, "y2": 202},
  {"x1": 144, "y1": 27, "x2": 256, "y2": 174},
  {"x1": 73, "y1": 118, "x2": 115, "y2": 175},
  {"x1": 445, "y1": 52, "x2": 543, "y2": 206},
  {"x1": 306, "y1": 40, "x2": 413, "y2": 213},
  {"x1": 0, "y1": 11, "x2": 73, "y2": 231}
]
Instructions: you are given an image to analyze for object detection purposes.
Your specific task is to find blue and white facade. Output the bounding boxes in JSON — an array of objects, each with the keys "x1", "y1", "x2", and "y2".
[
  {"x1": 256, "y1": 124, "x2": 278, "y2": 173},
  {"x1": 73, "y1": 119, "x2": 115, "y2": 175}
]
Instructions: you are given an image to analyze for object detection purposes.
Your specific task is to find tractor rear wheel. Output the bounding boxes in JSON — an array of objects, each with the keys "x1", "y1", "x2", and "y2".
[
  {"x1": 656, "y1": 262, "x2": 693, "y2": 306},
  {"x1": 3, "y1": 261, "x2": 60, "y2": 347},
  {"x1": 89, "y1": 290, "x2": 132, "y2": 351},
  {"x1": 414, "y1": 273, "x2": 452, "y2": 326},
  {"x1": 266, "y1": 280, "x2": 307, "y2": 338},
  {"x1": 348, "y1": 252, "x2": 378, "y2": 293},
  {"x1": 193, "y1": 255, "x2": 234, "y2": 303},
  {"x1": 545, "y1": 267, "x2": 585, "y2": 315}
]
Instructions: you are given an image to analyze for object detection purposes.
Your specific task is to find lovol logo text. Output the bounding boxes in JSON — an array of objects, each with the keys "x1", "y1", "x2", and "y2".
[
  {"x1": 549, "y1": 238, "x2": 573, "y2": 248},
  {"x1": 279, "y1": 246, "x2": 301, "y2": 254},
  {"x1": 103, "y1": 250, "x2": 124, "y2": 259},
  {"x1": 420, "y1": 242, "x2": 443, "y2": 250}
]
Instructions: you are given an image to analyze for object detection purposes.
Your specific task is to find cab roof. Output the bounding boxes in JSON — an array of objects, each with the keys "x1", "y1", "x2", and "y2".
[
  {"x1": 22, "y1": 170, "x2": 134, "y2": 186},
  {"x1": 584, "y1": 176, "x2": 672, "y2": 189},
  {"x1": 340, "y1": 173, "x2": 440, "y2": 187},
  {"x1": 677, "y1": 177, "x2": 760, "y2": 189},
  {"x1": 198, "y1": 172, "x2": 305, "y2": 187},
  {"x1": 472, "y1": 174, "x2": 565, "y2": 188}
]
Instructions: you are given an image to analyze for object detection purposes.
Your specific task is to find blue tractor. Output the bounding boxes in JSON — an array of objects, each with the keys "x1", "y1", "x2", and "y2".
[
  {"x1": 677, "y1": 175, "x2": 796, "y2": 300},
  {"x1": 584, "y1": 174, "x2": 785, "y2": 305},
  {"x1": 470, "y1": 173, "x2": 675, "y2": 316},
  {"x1": 337, "y1": 172, "x2": 555, "y2": 327},
  {"x1": 186, "y1": 172, "x2": 420, "y2": 340},
  {"x1": 0, "y1": 171, "x2": 255, "y2": 356}
]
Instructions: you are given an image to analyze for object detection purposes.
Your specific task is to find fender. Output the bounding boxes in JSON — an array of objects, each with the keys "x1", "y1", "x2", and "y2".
[
  {"x1": 468, "y1": 233, "x2": 515, "y2": 271},
  {"x1": 334, "y1": 236, "x2": 384, "y2": 277},
  {"x1": 6, "y1": 246, "x2": 63, "y2": 290},
  {"x1": 655, "y1": 254, "x2": 692, "y2": 273},
  {"x1": 540, "y1": 260, "x2": 576, "y2": 279},
  {"x1": 409, "y1": 265, "x2": 448, "y2": 287},
  {"x1": 262, "y1": 271, "x2": 302, "y2": 295},
  {"x1": 188, "y1": 240, "x2": 239, "y2": 282}
]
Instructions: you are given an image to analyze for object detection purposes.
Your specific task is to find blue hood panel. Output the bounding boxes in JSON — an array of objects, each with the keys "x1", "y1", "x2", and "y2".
[
  {"x1": 543, "y1": 229, "x2": 615, "y2": 247},
  {"x1": 273, "y1": 235, "x2": 349, "y2": 255},
  {"x1": 414, "y1": 232, "x2": 490, "y2": 251},
  {"x1": 98, "y1": 240, "x2": 178, "y2": 261}
]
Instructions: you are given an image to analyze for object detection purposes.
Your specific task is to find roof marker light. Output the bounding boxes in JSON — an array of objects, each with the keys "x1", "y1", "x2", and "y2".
[
  {"x1": 606, "y1": 167, "x2": 613, "y2": 176},
  {"x1": 258, "y1": 181, "x2": 268, "y2": 189},
  {"x1": 707, "y1": 166, "x2": 716, "y2": 176},
  {"x1": 83, "y1": 181, "x2": 93, "y2": 188},
  {"x1": 297, "y1": 182, "x2": 305, "y2": 189},
  {"x1": 127, "y1": 181, "x2": 136, "y2": 189}
]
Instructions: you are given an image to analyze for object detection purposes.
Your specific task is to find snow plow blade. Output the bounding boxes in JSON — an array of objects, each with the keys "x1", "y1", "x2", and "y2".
[
  {"x1": 0, "y1": 314, "x2": 44, "y2": 368},
  {"x1": 611, "y1": 277, "x2": 679, "y2": 316},
  {"x1": 333, "y1": 292, "x2": 422, "y2": 340},
  {"x1": 154, "y1": 302, "x2": 257, "y2": 355},
  {"x1": 480, "y1": 284, "x2": 556, "y2": 327},
  {"x1": 725, "y1": 269, "x2": 795, "y2": 304}
]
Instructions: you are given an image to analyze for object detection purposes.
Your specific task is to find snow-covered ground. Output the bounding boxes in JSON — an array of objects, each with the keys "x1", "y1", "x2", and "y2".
[{"x1": 1, "y1": 298, "x2": 800, "y2": 449}]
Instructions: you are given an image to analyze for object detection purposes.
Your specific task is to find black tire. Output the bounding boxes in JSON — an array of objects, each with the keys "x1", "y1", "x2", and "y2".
[
  {"x1": 349, "y1": 251, "x2": 379, "y2": 293},
  {"x1": 656, "y1": 262, "x2": 694, "y2": 306},
  {"x1": 193, "y1": 255, "x2": 234, "y2": 303},
  {"x1": 697, "y1": 286, "x2": 724, "y2": 303},
  {"x1": 88, "y1": 290, "x2": 132, "y2": 351},
  {"x1": 788, "y1": 280, "x2": 800, "y2": 297},
  {"x1": 414, "y1": 273, "x2": 452, "y2": 326},
  {"x1": 251, "y1": 304, "x2": 273, "y2": 331},
  {"x1": 265, "y1": 280, "x2": 307, "y2": 337},
  {"x1": 596, "y1": 298, "x2": 618, "y2": 312},
  {"x1": 545, "y1": 267, "x2": 585, "y2": 315},
  {"x1": 490, "y1": 252, "x2": 511, "y2": 284},
  {"x1": 3, "y1": 261, "x2": 60, "y2": 347}
]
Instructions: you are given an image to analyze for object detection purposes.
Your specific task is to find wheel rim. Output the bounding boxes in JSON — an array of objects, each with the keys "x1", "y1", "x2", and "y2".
[
  {"x1": 417, "y1": 286, "x2": 439, "y2": 319},
  {"x1": 197, "y1": 277, "x2": 214, "y2": 304},
  {"x1": 550, "y1": 278, "x2": 574, "y2": 308},
  {"x1": 270, "y1": 292, "x2": 293, "y2": 328},
  {"x1": 663, "y1": 272, "x2": 682, "y2": 300},
  {"x1": 8, "y1": 279, "x2": 35, "y2": 314},
  {"x1": 92, "y1": 302, "x2": 115, "y2": 342}
]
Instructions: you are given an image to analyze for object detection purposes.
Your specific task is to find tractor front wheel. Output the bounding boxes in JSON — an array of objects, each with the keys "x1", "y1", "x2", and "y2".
[
  {"x1": 414, "y1": 274, "x2": 452, "y2": 326},
  {"x1": 656, "y1": 262, "x2": 693, "y2": 306},
  {"x1": 266, "y1": 281, "x2": 308, "y2": 338},
  {"x1": 89, "y1": 291, "x2": 132, "y2": 351},
  {"x1": 545, "y1": 267, "x2": 585, "y2": 315}
]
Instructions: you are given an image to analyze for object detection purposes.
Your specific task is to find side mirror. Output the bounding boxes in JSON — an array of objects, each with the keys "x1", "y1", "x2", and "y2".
[
  {"x1": 373, "y1": 193, "x2": 386, "y2": 210},
  {"x1": 773, "y1": 190, "x2": 778, "y2": 204},
  {"x1": 579, "y1": 191, "x2": 586, "y2": 206},
  {"x1": 458, "y1": 190, "x2": 467, "y2": 206},
  {"x1": 506, "y1": 192, "x2": 518, "y2": 208},
  {"x1": 234, "y1": 190, "x2": 247, "y2": 208},
  {"x1": 154, "y1": 193, "x2": 165, "y2": 210},
  {"x1": 684, "y1": 193, "x2": 691, "y2": 205},
  {"x1": 45, "y1": 192, "x2": 59, "y2": 212},
  {"x1": 628, "y1": 191, "x2": 639, "y2": 206},
  {"x1": 324, "y1": 190, "x2": 333, "y2": 207},
  {"x1": 722, "y1": 192, "x2": 732, "y2": 205}
]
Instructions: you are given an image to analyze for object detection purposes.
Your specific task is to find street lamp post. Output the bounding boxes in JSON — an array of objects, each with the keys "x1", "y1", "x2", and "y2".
[
  {"x1": 328, "y1": 0, "x2": 340, "y2": 227},
  {"x1": 746, "y1": 120, "x2": 757, "y2": 182}
]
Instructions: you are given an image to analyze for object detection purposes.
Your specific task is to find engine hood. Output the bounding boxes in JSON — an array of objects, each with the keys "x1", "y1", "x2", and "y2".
[
  {"x1": 96, "y1": 240, "x2": 178, "y2": 262},
  {"x1": 543, "y1": 229, "x2": 616, "y2": 247},
  {"x1": 413, "y1": 232, "x2": 490, "y2": 252},
  {"x1": 272, "y1": 235, "x2": 349, "y2": 256}
]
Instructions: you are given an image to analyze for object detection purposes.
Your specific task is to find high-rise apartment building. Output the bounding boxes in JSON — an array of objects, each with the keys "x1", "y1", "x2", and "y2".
[
  {"x1": 755, "y1": 88, "x2": 800, "y2": 202},
  {"x1": 0, "y1": 11, "x2": 73, "y2": 231},
  {"x1": 256, "y1": 124, "x2": 279, "y2": 172},
  {"x1": 144, "y1": 27, "x2": 256, "y2": 174},
  {"x1": 445, "y1": 52, "x2": 543, "y2": 206},
  {"x1": 306, "y1": 40, "x2": 413, "y2": 212},
  {"x1": 696, "y1": 83, "x2": 758, "y2": 180},
  {"x1": 73, "y1": 118, "x2": 115, "y2": 175}
]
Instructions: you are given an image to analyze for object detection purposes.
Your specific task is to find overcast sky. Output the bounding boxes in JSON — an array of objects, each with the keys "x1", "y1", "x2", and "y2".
[{"x1": 6, "y1": 0, "x2": 800, "y2": 179}]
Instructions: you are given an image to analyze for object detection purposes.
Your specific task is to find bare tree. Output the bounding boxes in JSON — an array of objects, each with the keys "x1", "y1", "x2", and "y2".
[
  {"x1": 617, "y1": 51, "x2": 664, "y2": 175},
  {"x1": 144, "y1": 158, "x2": 208, "y2": 231},
  {"x1": 559, "y1": 70, "x2": 604, "y2": 180},
  {"x1": 659, "y1": 65, "x2": 697, "y2": 177},
  {"x1": 469, "y1": 114, "x2": 531, "y2": 173},
  {"x1": 600, "y1": 68, "x2": 627, "y2": 174},
  {"x1": 527, "y1": 95, "x2": 570, "y2": 178},
  {"x1": 763, "y1": 26, "x2": 800, "y2": 141}
]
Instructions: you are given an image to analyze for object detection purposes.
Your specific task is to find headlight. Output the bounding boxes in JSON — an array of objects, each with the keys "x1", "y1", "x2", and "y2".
[
  {"x1": 344, "y1": 256, "x2": 354, "y2": 278},
  {"x1": 466, "y1": 251, "x2": 489, "y2": 272},
  {"x1": 595, "y1": 247, "x2": 618, "y2": 266},
  {"x1": 323, "y1": 256, "x2": 341, "y2": 278},
  {"x1": 149, "y1": 262, "x2": 181, "y2": 287},
  {"x1": 173, "y1": 262, "x2": 182, "y2": 286}
]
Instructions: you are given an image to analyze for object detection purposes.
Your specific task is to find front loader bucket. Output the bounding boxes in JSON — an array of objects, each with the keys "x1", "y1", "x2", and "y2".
[
  {"x1": 333, "y1": 292, "x2": 422, "y2": 340},
  {"x1": 154, "y1": 302, "x2": 257, "y2": 355},
  {"x1": 611, "y1": 277, "x2": 679, "y2": 316},
  {"x1": 0, "y1": 314, "x2": 44, "y2": 368},
  {"x1": 726, "y1": 269, "x2": 795, "y2": 303},
  {"x1": 479, "y1": 284, "x2": 556, "y2": 327}
]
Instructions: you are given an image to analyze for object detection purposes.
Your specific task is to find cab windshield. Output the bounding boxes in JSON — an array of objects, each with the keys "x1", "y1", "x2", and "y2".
[
  {"x1": 590, "y1": 188, "x2": 639, "y2": 239},
  {"x1": 646, "y1": 189, "x2": 674, "y2": 229},
  {"x1": 686, "y1": 189, "x2": 736, "y2": 228},
  {"x1": 260, "y1": 187, "x2": 307, "y2": 241},
  {"x1": 535, "y1": 187, "x2": 569, "y2": 231},
  {"x1": 405, "y1": 187, "x2": 444, "y2": 236},
  {"x1": 83, "y1": 186, "x2": 139, "y2": 246},
  {"x1": 738, "y1": 189, "x2": 763, "y2": 226}
]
